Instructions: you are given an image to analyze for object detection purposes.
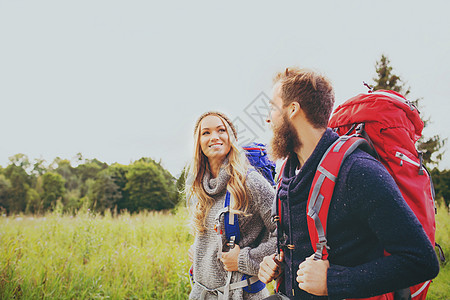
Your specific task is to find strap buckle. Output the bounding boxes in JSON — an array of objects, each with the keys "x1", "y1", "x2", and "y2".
[
  {"x1": 229, "y1": 236, "x2": 236, "y2": 249},
  {"x1": 355, "y1": 123, "x2": 365, "y2": 135},
  {"x1": 314, "y1": 239, "x2": 330, "y2": 260},
  {"x1": 246, "y1": 276, "x2": 252, "y2": 287}
]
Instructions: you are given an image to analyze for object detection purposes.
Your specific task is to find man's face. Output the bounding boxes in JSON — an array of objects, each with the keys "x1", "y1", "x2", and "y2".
[
  {"x1": 267, "y1": 83, "x2": 284, "y2": 130},
  {"x1": 267, "y1": 83, "x2": 302, "y2": 160}
]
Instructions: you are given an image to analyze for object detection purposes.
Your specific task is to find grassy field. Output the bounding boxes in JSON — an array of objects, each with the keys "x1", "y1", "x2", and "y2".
[
  {"x1": 1, "y1": 205, "x2": 449, "y2": 299},
  {"x1": 430, "y1": 202, "x2": 450, "y2": 299},
  {"x1": 0, "y1": 209, "x2": 193, "y2": 299}
]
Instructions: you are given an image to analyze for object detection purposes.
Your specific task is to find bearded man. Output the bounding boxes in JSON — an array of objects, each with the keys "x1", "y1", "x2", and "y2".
[{"x1": 258, "y1": 68, "x2": 439, "y2": 299}]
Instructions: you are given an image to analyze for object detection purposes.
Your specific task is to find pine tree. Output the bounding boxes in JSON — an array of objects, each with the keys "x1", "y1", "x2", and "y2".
[{"x1": 372, "y1": 54, "x2": 446, "y2": 168}]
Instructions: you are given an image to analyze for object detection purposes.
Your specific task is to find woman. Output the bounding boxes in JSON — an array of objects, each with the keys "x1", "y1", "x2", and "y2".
[{"x1": 186, "y1": 111, "x2": 276, "y2": 299}]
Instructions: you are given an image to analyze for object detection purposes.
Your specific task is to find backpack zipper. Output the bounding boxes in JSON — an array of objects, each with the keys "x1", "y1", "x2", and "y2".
[
  {"x1": 374, "y1": 91, "x2": 418, "y2": 112},
  {"x1": 395, "y1": 151, "x2": 420, "y2": 167}
]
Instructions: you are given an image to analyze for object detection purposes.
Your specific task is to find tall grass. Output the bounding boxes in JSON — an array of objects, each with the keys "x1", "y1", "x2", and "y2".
[
  {"x1": 0, "y1": 205, "x2": 448, "y2": 299},
  {"x1": 0, "y1": 209, "x2": 193, "y2": 299},
  {"x1": 428, "y1": 202, "x2": 450, "y2": 299}
]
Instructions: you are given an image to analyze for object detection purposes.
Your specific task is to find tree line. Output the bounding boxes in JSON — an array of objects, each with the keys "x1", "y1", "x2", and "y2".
[
  {"x1": 0, "y1": 153, "x2": 181, "y2": 215},
  {"x1": 0, "y1": 149, "x2": 447, "y2": 217}
]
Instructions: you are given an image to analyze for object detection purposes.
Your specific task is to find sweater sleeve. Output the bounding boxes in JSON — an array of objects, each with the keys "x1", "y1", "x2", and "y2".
[
  {"x1": 237, "y1": 171, "x2": 277, "y2": 276},
  {"x1": 327, "y1": 157, "x2": 439, "y2": 299}
]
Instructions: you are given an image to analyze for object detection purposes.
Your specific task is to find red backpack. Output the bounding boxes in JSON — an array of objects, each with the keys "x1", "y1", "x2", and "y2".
[{"x1": 313, "y1": 89, "x2": 436, "y2": 299}]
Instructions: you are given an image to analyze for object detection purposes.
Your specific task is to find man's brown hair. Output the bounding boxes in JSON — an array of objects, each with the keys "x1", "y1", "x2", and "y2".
[{"x1": 274, "y1": 67, "x2": 335, "y2": 128}]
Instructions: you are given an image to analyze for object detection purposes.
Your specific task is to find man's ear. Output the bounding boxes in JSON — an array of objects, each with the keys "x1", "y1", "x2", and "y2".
[{"x1": 287, "y1": 101, "x2": 301, "y2": 120}]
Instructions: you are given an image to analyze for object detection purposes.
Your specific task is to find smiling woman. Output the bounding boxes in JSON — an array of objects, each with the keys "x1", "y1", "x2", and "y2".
[
  {"x1": 185, "y1": 111, "x2": 276, "y2": 299},
  {"x1": 188, "y1": 111, "x2": 248, "y2": 235},
  {"x1": 199, "y1": 115, "x2": 232, "y2": 177}
]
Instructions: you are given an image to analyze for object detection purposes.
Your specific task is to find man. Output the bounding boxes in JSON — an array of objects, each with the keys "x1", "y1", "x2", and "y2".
[{"x1": 258, "y1": 67, "x2": 439, "y2": 299}]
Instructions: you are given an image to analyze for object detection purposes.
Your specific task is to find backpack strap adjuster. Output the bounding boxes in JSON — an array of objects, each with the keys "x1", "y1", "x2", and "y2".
[
  {"x1": 314, "y1": 240, "x2": 330, "y2": 260},
  {"x1": 228, "y1": 236, "x2": 236, "y2": 249}
]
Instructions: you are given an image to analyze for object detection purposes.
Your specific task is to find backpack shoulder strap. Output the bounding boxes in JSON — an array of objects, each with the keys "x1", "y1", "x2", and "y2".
[
  {"x1": 275, "y1": 159, "x2": 288, "y2": 252},
  {"x1": 221, "y1": 191, "x2": 267, "y2": 294},
  {"x1": 274, "y1": 159, "x2": 288, "y2": 293},
  {"x1": 307, "y1": 135, "x2": 369, "y2": 260},
  {"x1": 224, "y1": 191, "x2": 241, "y2": 246}
]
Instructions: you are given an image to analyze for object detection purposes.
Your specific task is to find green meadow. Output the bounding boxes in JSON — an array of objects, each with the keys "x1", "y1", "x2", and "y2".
[
  {"x1": 1, "y1": 205, "x2": 449, "y2": 299},
  {"x1": 0, "y1": 209, "x2": 193, "y2": 299}
]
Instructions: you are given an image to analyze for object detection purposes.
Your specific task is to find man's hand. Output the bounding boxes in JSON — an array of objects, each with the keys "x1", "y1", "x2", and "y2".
[
  {"x1": 258, "y1": 251, "x2": 284, "y2": 284},
  {"x1": 221, "y1": 244, "x2": 240, "y2": 271},
  {"x1": 296, "y1": 254, "x2": 329, "y2": 296}
]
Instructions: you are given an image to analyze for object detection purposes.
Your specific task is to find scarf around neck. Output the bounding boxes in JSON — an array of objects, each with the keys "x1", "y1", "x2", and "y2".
[{"x1": 202, "y1": 158, "x2": 231, "y2": 196}]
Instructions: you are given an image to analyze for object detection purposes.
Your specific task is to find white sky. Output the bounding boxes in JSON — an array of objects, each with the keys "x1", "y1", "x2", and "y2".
[{"x1": 1, "y1": 0, "x2": 449, "y2": 177}]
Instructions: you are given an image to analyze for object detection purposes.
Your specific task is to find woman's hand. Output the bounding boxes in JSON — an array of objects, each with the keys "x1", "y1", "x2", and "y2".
[{"x1": 220, "y1": 244, "x2": 240, "y2": 271}]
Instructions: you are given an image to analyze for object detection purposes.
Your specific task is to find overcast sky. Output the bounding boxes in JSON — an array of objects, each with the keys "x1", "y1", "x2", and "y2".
[{"x1": 1, "y1": 0, "x2": 449, "y2": 177}]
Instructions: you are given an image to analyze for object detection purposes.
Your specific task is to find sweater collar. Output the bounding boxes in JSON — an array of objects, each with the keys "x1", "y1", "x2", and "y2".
[
  {"x1": 202, "y1": 158, "x2": 230, "y2": 196},
  {"x1": 279, "y1": 129, "x2": 339, "y2": 199}
]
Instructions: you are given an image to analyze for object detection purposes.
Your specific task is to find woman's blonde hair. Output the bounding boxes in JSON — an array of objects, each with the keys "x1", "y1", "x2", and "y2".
[{"x1": 185, "y1": 111, "x2": 250, "y2": 234}]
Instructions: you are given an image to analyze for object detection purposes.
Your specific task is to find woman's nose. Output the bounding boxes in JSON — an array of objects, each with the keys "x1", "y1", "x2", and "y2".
[{"x1": 210, "y1": 131, "x2": 219, "y2": 140}]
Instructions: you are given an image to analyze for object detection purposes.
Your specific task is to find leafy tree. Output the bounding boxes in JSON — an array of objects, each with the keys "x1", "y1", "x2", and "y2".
[
  {"x1": 175, "y1": 166, "x2": 187, "y2": 207},
  {"x1": 75, "y1": 158, "x2": 108, "y2": 197},
  {"x1": 3, "y1": 164, "x2": 31, "y2": 213},
  {"x1": 64, "y1": 189, "x2": 83, "y2": 214},
  {"x1": 73, "y1": 152, "x2": 84, "y2": 166},
  {"x1": 91, "y1": 171, "x2": 121, "y2": 213},
  {"x1": 32, "y1": 158, "x2": 47, "y2": 176},
  {"x1": 76, "y1": 158, "x2": 108, "y2": 182},
  {"x1": 52, "y1": 158, "x2": 79, "y2": 191},
  {"x1": 107, "y1": 163, "x2": 130, "y2": 212},
  {"x1": 430, "y1": 168, "x2": 450, "y2": 207},
  {"x1": 0, "y1": 174, "x2": 11, "y2": 212},
  {"x1": 372, "y1": 54, "x2": 446, "y2": 168},
  {"x1": 9, "y1": 153, "x2": 31, "y2": 170},
  {"x1": 125, "y1": 159, "x2": 177, "y2": 212},
  {"x1": 41, "y1": 172, "x2": 66, "y2": 210},
  {"x1": 25, "y1": 188, "x2": 42, "y2": 214}
]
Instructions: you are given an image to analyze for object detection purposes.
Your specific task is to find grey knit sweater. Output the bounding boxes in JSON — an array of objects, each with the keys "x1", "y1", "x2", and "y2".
[{"x1": 189, "y1": 164, "x2": 277, "y2": 300}]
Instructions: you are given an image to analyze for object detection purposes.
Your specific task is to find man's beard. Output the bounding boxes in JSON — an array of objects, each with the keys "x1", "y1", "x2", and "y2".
[{"x1": 269, "y1": 113, "x2": 302, "y2": 161}]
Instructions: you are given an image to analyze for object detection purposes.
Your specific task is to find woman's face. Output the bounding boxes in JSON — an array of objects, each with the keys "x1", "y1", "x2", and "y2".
[{"x1": 199, "y1": 115, "x2": 232, "y2": 164}]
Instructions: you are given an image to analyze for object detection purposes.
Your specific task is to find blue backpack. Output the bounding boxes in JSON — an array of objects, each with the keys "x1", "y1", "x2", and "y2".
[
  {"x1": 223, "y1": 143, "x2": 276, "y2": 247},
  {"x1": 222, "y1": 143, "x2": 276, "y2": 293},
  {"x1": 242, "y1": 143, "x2": 276, "y2": 186},
  {"x1": 224, "y1": 142, "x2": 276, "y2": 247}
]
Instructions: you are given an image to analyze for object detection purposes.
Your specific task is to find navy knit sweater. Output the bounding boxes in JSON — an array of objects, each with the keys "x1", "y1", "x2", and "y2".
[{"x1": 277, "y1": 129, "x2": 439, "y2": 299}]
